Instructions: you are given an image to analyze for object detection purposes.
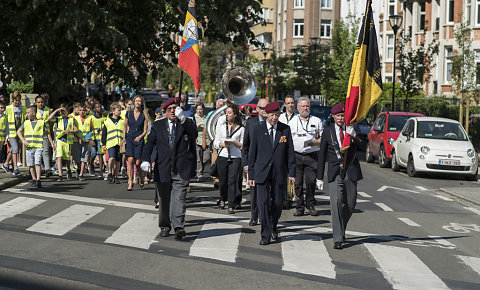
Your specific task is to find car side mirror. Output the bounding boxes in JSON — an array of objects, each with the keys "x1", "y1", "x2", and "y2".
[
  {"x1": 373, "y1": 124, "x2": 381, "y2": 132},
  {"x1": 402, "y1": 131, "x2": 409, "y2": 137}
]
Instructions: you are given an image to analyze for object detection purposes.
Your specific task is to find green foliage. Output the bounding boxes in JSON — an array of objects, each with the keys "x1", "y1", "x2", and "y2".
[
  {"x1": 7, "y1": 78, "x2": 34, "y2": 94},
  {"x1": 451, "y1": 22, "x2": 478, "y2": 100}
]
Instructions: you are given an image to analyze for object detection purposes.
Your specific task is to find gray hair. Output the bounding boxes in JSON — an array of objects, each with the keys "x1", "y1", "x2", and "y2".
[
  {"x1": 297, "y1": 97, "x2": 310, "y2": 105},
  {"x1": 216, "y1": 98, "x2": 225, "y2": 106}
]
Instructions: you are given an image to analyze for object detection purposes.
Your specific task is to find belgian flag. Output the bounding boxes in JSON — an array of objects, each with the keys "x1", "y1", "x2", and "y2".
[
  {"x1": 342, "y1": 0, "x2": 383, "y2": 151},
  {"x1": 178, "y1": 0, "x2": 201, "y2": 91}
]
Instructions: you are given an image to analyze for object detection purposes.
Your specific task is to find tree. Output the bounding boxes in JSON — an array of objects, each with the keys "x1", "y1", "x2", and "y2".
[
  {"x1": 0, "y1": 0, "x2": 261, "y2": 101},
  {"x1": 397, "y1": 24, "x2": 439, "y2": 112}
]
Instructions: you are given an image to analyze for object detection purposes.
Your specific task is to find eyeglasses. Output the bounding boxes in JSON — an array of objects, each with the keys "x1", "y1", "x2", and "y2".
[{"x1": 258, "y1": 106, "x2": 265, "y2": 110}]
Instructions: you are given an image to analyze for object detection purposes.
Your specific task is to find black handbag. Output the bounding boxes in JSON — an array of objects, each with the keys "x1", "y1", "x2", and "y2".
[{"x1": 209, "y1": 158, "x2": 220, "y2": 177}]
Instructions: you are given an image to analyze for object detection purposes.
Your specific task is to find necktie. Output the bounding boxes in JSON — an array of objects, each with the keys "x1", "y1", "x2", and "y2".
[
  {"x1": 169, "y1": 121, "x2": 176, "y2": 149},
  {"x1": 270, "y1": 126, "x2": 274, "y2": 147},
  {"x1": 339, "y1": 127, "x2": 344, "y2": 144}
]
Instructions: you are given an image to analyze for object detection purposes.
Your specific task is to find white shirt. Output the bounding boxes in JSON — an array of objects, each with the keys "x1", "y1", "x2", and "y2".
[
  {"x1": 289, "y1": 114, "x2": 323, "y2": 153},
  {"x1": 266, "y1": 122, "x2": 277, "y2": 143},
  {"x1": 335, "y1": 123, "x2": 356, "y2": 146},
  {"x1": 279, "y1": 112, "x2": 296, "y2": 125},
  {"x1": 214, "y1": 123, "x2": 244, "y2": 159}
]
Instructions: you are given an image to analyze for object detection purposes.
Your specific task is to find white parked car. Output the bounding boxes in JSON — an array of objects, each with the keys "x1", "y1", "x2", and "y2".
[{"x1": 391, "y1": 117, "x2": 478, "y2": 180}]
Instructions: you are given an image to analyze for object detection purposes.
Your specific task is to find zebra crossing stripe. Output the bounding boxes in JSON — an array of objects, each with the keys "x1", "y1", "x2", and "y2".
[
  {"x1": 375, "y1": 203, "x2": 393, "y2": 212},
  {"x1": 105, "y1": 212, "x2": 159, "y2": 249},
  {"x1": 27, "y1": 204, "x2": 104, "y2": 236},
  {"x1": 457, "y1": 255, "x2": 480, "y2": 277},
  {"x1": 281, "y1": 232, "x2": 335, "y2": 279},
  {"x1": 0, "y1": 197, "x2": 45, "y2": 222},
  {"x1": 189, "y1": 222, "x2": 242, "y2": 263},
  {"x1": 464, "y1": 207, "x2": 480, "y2": 215},
  {"x1": 398, "y1": 218, "x2": 420, "y2": 227},
  {"x1": 364, "y1": 243, "x2": 449, "y2": 289},
  {"x1": 358, "y1": 191, "x2": 372, "y2": 198}
]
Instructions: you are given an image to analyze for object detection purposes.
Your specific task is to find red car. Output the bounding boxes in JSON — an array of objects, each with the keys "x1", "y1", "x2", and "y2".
[{"x1": 366, "y1": 111, "x2": 425, "y2": 167}]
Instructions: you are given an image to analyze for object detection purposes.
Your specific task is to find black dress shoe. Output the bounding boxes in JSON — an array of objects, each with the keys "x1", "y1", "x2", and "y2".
[
  {"x1": 175, "y1": 228, "x2": 187, "y2": 240},
  {"x1": 293, "y1": 209, "x2": 304, "y2": 216},
  {"x1": 333, "y1": 242, "x2": 343, "y2": 250},
  {"x1": 259, "y1": 237, "x2": 270, "y2": 245},
  {"x1": 308, "y1": 207, "x2": 318, "y2": 216},
  {"x1": 160, "y1": 228, "x2": 170, "y2": 237},
  {"x1": 271, "y1": 229, "x2": 279, "y2": 240},
  {"x1": 248, "y1": 220, "x2": 258, "y2": 226},
  {"x1": 342, "y1": 235, "x2": 346, "y2": 243}
]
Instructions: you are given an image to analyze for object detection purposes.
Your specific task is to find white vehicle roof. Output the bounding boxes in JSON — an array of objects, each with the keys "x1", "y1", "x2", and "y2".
[{"x1": 411, "y1": 116, "x2": 461, "y2": 124}]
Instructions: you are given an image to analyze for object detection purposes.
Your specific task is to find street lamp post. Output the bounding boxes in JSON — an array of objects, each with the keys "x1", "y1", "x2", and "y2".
[
  {"x1": 262, "y1": 48, "x2": 269, "y2": 99},
  {"x1": 310, "y1": 37, "x2": 320, "y2": 99},
  {"x1": 389, "y1": 15, "x2": 403, "y2": 111}
]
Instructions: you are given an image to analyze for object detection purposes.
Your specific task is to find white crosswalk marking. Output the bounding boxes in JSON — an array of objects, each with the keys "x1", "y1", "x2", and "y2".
[
  {"x1": 365, "y1": 243, "x2": 449, "y2": 289},
  {"x1": 428, "y1": 236, "x2": 456, "y2": 248},
  {"x1": 0, "y1": 197, "x2": 45, "y2": 222},
  {"x1": 281, "y1": 232, "x2": 336, "y2": 279},
  {"x1": 105, "y1": 212, "x2": 159, "y2": 249},
  {"x1": 189, "y1": 222, "x2": 242, "y2": 263},
  {"x1": 375, "y1": 203, "x2": 393, "y2": 212},
  {"x1": 27, "y1": 204, "x2": 104, "y2": 236},
  {"x1": 457, "y1": 255, "x2": 480, "y2": 277},
  {"x1": 358, "y1": 191, "x2": 372, "y2": 198},
  {"x1": 434, "y1": 195, "x2": 453, "y2": 201},
  {"x1": 398, "y1": 218, "x2": 420, "y2": 227},
  {"x1": 464, "y1": 207, "x2": 480, "y2": 215}
]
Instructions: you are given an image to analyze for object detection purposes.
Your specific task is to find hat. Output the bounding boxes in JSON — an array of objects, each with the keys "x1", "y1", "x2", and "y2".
[
  {"x1": 155, "y1": 107, "x2": 163, "y2": 114},
  {"x1": 265, "y1": 101, "x2": 280, "y2": 113},
  {"x1": 331, "y1": 103, "x2": 345, "y2": 115},
  {"x1": 162, "y1": 97, "x2": 178, "y2": 110}
]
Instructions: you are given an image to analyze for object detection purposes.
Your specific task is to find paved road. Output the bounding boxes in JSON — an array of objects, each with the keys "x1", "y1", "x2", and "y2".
[{"x1": 1, "y1": 162, "x2": 480, "y2": 289}]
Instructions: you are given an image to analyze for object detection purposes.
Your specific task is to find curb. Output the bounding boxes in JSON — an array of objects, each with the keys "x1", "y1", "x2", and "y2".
[
  {"x1": 435, "y1": 189, "x2": 480, "y2": 207},
  {"x1": 0, "y1": 175, "x2": 31, "y2": 191}
]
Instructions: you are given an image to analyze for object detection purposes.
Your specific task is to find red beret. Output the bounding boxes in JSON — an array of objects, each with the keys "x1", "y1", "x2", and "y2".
[
  {"x1": 265, "y1": 101, "x2": 280, "y2": 113},
  {"x1": 331, "y1": 103, "x2": 345, "y2": 115},
  {"x1": 163, "y1": 97, "x2": 178, "y2": 110}
]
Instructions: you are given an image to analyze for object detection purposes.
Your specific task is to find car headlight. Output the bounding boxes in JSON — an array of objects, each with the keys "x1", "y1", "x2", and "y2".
[
  {"x1": 420, "y1": 146, "x2": 430, "y2": 154},
  {"x1": 467, "y1": 149, "x2": 475, "y2": 157},
  {"x1": 387, "y1": 138, "x2": 395, "y2": 145}
]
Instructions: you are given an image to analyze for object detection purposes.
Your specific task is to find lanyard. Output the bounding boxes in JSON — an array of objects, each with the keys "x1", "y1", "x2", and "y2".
[{"x1": 296, "y1": 115, "x2": 310, "y2": 133}]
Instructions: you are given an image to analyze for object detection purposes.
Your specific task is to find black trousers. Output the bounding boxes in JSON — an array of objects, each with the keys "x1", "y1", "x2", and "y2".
[
  {"x1": 216, "y1": 156, "x2": 242, "y2": 206},
  {"x1": 257, "y1": 172, "x2": 286, "y2": 239},
  {"x1": 294, "y1": 152, "x2": 318, "y2": 210}
]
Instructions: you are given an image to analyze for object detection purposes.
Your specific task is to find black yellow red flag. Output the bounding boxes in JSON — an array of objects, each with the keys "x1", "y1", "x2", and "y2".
[
  {"x1": 342, "y1": 0, "x2": 383, "y2": 151},
  {"x1": 178, "y1": 0, "x2": 201, "y2": 91}
]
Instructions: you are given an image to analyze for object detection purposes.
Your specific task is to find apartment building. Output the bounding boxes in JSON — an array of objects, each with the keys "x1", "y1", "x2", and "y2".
[{"x1": 377, "y1": 0, "x2": 480, "y2": 97}]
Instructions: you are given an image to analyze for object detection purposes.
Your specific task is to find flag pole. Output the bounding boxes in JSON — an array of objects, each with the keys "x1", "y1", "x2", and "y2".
[{"x1": 178, "y1": 70, "x2": 184, "y2": 106}]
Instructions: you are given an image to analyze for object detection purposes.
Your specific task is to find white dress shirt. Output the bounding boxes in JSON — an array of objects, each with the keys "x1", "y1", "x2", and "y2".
[
  {"x1": 266, "y1": 122, "x2": 277, "y2": 143},
  {"x1": 214, "y1": 123, "x2": 244, "y2": 158},
  {"x1": 334, "y1": 123, "x2": 356, "y2": 147},
  {"x1": 289, "y1": 114, "x2": 323, "y2": 153},
  {"x1": 279, "y1": 112, "x2": 296, "y2": 125}
]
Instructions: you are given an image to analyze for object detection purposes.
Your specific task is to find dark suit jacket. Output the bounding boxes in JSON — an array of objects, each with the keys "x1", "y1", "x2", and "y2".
[
  {"x1": 142, "y1": 117, "x2": 197, "y2": 182},
  {"x1": 317, "y1": 124, "x2": 363, "y2": 183},
  {"x1": 248, "y1": 122, "x2": 296, "y2": 184},
  {"x1": 242, "y1": 116, "x2": 264, "y2": 168}
]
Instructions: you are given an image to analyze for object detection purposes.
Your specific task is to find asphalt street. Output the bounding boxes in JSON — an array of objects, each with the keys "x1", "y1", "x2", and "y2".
[{"x1": 0, "y1": 160, "x2": 480, "y2": 289}]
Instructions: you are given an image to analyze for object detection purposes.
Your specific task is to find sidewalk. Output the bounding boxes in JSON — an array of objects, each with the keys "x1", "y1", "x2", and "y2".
[
  {"x1": 0, "y1": 168, "x2": 31, "y2": 191},
  {"x1": 438, "y1": 185, "x2": 480, "y2": 206}
]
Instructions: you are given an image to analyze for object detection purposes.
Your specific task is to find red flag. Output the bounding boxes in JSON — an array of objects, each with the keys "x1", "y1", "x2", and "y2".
[
  {"x1": 178, "y1": 0, "x2": 201, "y2": 91},
  {"x1": 342, "y1": 0, "x2": 383, "y2": 152}
]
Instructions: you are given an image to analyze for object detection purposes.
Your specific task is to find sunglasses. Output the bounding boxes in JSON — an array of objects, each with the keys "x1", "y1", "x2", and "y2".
[{"x1": 258, "y1": 106, "x2": 265, "y2": 110}]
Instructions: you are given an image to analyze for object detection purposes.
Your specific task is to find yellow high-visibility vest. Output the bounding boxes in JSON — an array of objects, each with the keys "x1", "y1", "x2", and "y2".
[
  {"x1": 55, "y1": 117, "x2": 75, "y2": 144},
  {"x1": 6, "y1": 105, "x2": 26, "y2": 138},
  {"x1": 36, "y1": 106, "x2": 51, "y2": 132},
  {"x1": 88, "y1": 114, "x2": 105, "y2": 141},
  {"x1": 23, "y1": 119, "x2": 45, "y2": 148},
  {"x1": 74, "y1": 115, "x2": 92, "y2": 141},
  {"x1": 104, "y1": 117, "x2": 124, "y2": 149},
  {"x1": 0, "y1": 114, "x2": 7, "y2": 143}
]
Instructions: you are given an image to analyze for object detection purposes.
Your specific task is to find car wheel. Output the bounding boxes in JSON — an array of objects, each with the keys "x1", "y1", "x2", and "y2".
[
  {"x1": 391, "y1": 150, "x2": 400, "y2": 172},
  {"x1": 378, "y1": 145, "x2": 391, "y2": 168},
  {"x1": 407, "y1": 155, "x2": 418, "y2": 177},
  {"x1": 366, "y1": 143, "x2": 375, "y2": 163}
]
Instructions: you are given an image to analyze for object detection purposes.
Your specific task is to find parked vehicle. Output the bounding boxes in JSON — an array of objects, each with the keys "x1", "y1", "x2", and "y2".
[
  {"x1": 391, "y1": 117, "x2": 478, "y2": 180},
  {"x1": 356, "y1": 118, "x2": 371, "y2": 151},
  {"x1": 366, "y1": 111, "x2": 425, "y2": 167},
  {"x1": 141, "y1": 91, "x2": 169, "y2": 111}
]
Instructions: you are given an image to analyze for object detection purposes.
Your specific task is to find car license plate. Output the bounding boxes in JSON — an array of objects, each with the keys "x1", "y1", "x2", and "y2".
[{"x1": 439, "y1": 159, "x2": 460, "y2": 166}]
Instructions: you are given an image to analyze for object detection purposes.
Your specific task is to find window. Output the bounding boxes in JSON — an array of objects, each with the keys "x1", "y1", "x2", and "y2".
[
  {"x1": 283, "y1": 19, "x2": 287, "y2": 39},
  {"x1": 418, "y1": 2, "x2": 425, "y2": 31},
  {"x1": 445, "y1": 47, "x2": 453, "y2": 83},
  {"x1": 293, "y1": 19, "x2": 304, "y2": 37},
  {"x1": 447, "y1": 0, "x2": 454, "y2": 23},
  {"x1": 259, "y1": 7, "x2": 271, "y2": 23},
  {"x1": 389, "y1": 0, "x2": 395, "y2": 16},
  {"x1": 294, "y1": 0, "x2": 304, "y2": 8},
  {"x1": 477, "y1": 0, "x2": 480, "y2": 25},
  {"x1": 387, "y1": 35, "x2": 394, "y2": 60},
  {"x1": 320, "y1": 20, "x2": 331, "y2": 38},
  {"x1": 255, "y1": 33, "x2": 272, "y2": 50},
  {"x1": 284, "y1": 0, "x2": 288, "y2": 11},
  {"x1": 475, "y1": 50, "x2": 480, "y2": 84},
  {"x1": 466, "y1": 0, "x2": 472, "y2": 25},
  {"x1": 321, "y1": 0, "x2": 332, "y2": 9}
]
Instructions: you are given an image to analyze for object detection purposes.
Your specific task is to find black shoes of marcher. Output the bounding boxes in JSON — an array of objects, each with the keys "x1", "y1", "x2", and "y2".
[
  {"x1": 308, "y1": 207, "x2": 318, "y2": 216},
  {"x1": 259, "y1": 237, "x2": 270, "y2": 245},
  {"x1": 248, "y1": 220, "x2": 258, "y2": 226},
  {"x1": 228, "y1": 208, "x2": 235, "y2": 214},
  {"x1": 36, "y1": 180, "x2": 42, "y2": 188},
  {"x1": 334, "y1": 242, "x2": 343, "y2": 250},
  {"x1": 114, "y1": 177, "x2": 120, "y2": 184},
  {"x1": 271, "y1": 229, "x2": 279, "y2": 241},
  {"x1": 155, "y1": 202, "x2": 159, "y2": 209},
  {"x1": 175, "y1": 228, "x2": 187, "y2": 240},
  {"x1": 160, "y1": 228, "x2": 170, "y2": 237},
  {"x1": 293, "y1": 209, "x2": 304, "y2": 216},
  {"x1": 31, "y1": 180, "x2": 37, "y2": 187}
]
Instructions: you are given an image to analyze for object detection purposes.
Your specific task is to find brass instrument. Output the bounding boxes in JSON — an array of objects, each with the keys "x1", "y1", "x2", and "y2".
[{"x1": 205, "y1": 67, "x2": 257, "y2": 141}]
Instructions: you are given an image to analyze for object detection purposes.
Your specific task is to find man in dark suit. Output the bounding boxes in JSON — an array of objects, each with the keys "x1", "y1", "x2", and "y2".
[
  {"x1": 316, "y1": 103, "x2": 363, "y2": 249},
  {"x1": 248, "y1": 101, "x2": 296, "y2": 245},
  {"x1": 242, "y1": 98, "x2": 268, "y2": 226},
  {"x1": 141, "y1": 97, "x2": 197, "y2": 240}
]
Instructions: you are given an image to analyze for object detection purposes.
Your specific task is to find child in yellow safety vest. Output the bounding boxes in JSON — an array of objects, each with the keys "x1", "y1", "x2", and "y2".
[
  {"x1": 72, "y1": 104, "x2": 91, "y2": 181},
  {"x1": 17, "y1": 105, "x2": 54, "y2": 188},
  {"x1": 0, "y1": 101, "x2": 7, "y2": 166},
  {"x1": 86, "y1": 102, "x2": 105, "y2": 178},
  {"x1": 102, "y1": 102, "x2": 124, "y2": 184},
  {"x1": 47, "y1": 104, "x2": 78, "y2": 182},
  {"x1": 2, "y1": 91, "x2": 26, "y2": 176},
  {"x1": 34, "y1": 95, "x2": 53, "y2": 177}
]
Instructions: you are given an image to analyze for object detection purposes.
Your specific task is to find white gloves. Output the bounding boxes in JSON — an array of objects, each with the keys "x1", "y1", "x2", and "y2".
[
  {"x1": 175, "y1": 107, "x2": 185, "y2": 122},
  {"x1": 316, "y1": 179, "x2": 324, "y2": 190},
  {"x1": 140, "y1": 161, "x2": 151, "y2": 173},
  {"x1": 346, "y1": 125, "x2": 356, "y2": 137}
]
